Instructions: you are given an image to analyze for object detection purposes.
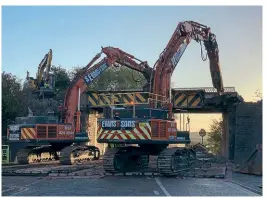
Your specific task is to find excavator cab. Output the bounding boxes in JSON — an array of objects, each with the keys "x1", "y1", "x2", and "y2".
[{"x1": 25, "y1": 72, "x2": 56, "y2": 99}]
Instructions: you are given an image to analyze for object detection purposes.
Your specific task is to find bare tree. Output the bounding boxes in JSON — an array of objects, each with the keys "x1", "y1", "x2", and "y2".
[{"x1": 253, "y1": 89, "x2": 262, "y2": 102}]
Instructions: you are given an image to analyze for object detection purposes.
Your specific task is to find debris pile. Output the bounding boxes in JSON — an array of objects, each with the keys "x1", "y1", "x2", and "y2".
[
  {"x1": 179, "y1": 143, "x2": 228, "y2": 178},
  {"x1": 233, "y1": 144, "x2": 262, "y2": 176}
]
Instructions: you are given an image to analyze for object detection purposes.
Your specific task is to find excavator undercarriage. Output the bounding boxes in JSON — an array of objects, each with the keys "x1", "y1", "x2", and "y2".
[
  {"x1": 16, "y1": 144, "x2": 100, "y2": 165},
  {"x1": 8, "y1": 20, "x2": 227, "y2": 178},
  {"x1": 103, "y1": 146, "x2": 196, "y2": 176}
]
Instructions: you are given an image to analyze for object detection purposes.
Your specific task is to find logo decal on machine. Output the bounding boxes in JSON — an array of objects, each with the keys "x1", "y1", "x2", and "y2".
[
  {"x1": 84, "y1": 63, "x2": 109, "y2": 85},
  {"x1": 171, "y1": 40, "x2": 188, "y2": 67},
  {"x1": 101, "y1": 120, "x2": 136, "y2": 129}
]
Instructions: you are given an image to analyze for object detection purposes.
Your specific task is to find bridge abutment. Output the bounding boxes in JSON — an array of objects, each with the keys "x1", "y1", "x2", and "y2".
[
  {"x1": 86, "y1": 110, "x2": 107, "y2": 155},
  {"x1": 221, "y1": 107, "x2": 236, "y2": 160},
  {"x1": 221, "y1": 101, "x2": 262, "y2": 162}
]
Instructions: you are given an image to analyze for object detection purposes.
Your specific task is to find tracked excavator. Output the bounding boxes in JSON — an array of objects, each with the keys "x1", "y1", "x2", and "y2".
[
  {"x1": 7, "y1": 21, "x2": 224, "y2": 173},
  {"x1": 96, "y1": 21, "x2": 225, "y2": 176},
  {"x1": 7, "y1": 47, "x2": 153, "y2": 165},
  {"x1": 25, "y1": 49, "x2": 56, "y2": 99}
]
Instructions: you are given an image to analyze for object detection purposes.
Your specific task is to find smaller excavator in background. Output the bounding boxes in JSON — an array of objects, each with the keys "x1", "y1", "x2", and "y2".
[
  {"x1": 25, "y1": 49, "x2": 56, "y2": 99},
  {"x1": 7, "y1": 20, "x2": 226, "y2": 177}
]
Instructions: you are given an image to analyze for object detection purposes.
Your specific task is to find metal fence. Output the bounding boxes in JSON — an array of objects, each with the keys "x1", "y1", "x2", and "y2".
[{"x1": 2, "y1": 145, "x2": 10, "y2": 164}]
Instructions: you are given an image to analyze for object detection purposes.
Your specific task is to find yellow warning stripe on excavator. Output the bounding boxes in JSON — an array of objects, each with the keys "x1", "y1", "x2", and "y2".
[
  {"x1": 97, "y1": 123, "x2": 151, "y2": 140},
  {"x1": 21, "y1": 128, "x2": 36, "y2": 139},
  {"x1": 135, "y1": 92, "x2": 146, "y2": 103}
]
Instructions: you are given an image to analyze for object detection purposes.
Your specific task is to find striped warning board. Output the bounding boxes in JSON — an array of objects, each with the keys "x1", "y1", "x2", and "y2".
[
  {"x1": 173, "y1": 92, "x2": 203, "y2": 108},
  {"x1": 21, "y1": 128, "x2": 36, "y2": 139},
  {"x1": 97, "y1": 122, "x2": 151, "y2": 140},
  {"x1": 88, "y1": 92, "x2": 149, "y2": 107},
  {"x1": 88, "y1": 92, "x2": 99, "y2": 107}
]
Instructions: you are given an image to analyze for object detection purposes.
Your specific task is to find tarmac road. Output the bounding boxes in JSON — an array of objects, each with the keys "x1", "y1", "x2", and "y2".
[{"x1": 2, "y1": 175, "x2": 261, "y2": 196}]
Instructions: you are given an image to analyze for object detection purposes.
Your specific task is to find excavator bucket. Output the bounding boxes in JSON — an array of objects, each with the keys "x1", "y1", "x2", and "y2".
[{"x1": 235, "y1": 144, "x2": 262, "y2": 176}]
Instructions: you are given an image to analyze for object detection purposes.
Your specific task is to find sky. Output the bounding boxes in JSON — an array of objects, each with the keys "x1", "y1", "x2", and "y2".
[{"x1": 1, "y1": 6, "x2": 262, "y2": 132}]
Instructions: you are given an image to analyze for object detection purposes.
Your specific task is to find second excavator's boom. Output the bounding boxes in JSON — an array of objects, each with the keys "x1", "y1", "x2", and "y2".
[
  {"x1": 36, "y1": 49, "x2": 53, "y2": 83},
  {"x1": 61, "y1": 46, "x2": 152, "y2": 132},
  {"x1": 152, "y1": 21, "x2": 224, "y2": 103}
]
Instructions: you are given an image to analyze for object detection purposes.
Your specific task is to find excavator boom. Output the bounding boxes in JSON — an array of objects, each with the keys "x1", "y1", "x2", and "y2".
[
  {"x1": 36, "y1": 49, "x2": 53, "y2": 83},
  {"x1": 62, "y1": 46, "x2": 152, "y2": 132},
  {"x1": 152, "y1": 21, "x2": 224, "y2": 103},
  {"x1": 96, "y1": 20, "x2": 226, "y2": 176}
]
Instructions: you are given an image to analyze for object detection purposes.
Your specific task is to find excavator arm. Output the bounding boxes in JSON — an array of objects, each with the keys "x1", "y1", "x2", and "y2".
[
  {"x1": 152, "y1": 21, "x2": 224, "y2": 102},
  {"x1": 61, "y1": 46, "x2": 152, "y2": 132},
  {"x1": 36, "y1": 49, "x2": 53, "y2": 83}
]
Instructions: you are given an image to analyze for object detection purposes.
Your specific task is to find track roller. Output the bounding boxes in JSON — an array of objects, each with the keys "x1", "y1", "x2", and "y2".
[
  {"x1": 59, "y1": 145, "x2": 100, "y2": 165},
  {"x1": 16, "y1": 147, "x2": 58, "y2": 164}
]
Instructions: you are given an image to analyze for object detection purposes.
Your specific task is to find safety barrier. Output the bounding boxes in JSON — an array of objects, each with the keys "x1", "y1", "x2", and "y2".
[
  {"x1": 172, "y1": 91, "x2": 204, "y2": 108},
  {"x1": 2, "y1": 145, "x2": 10, "y2": 164},
  {"x1": 89, "y1": 92, "x2": 169, "y2": 107},
  {"x1": 95, "y1": 92, "x2": 170, "y2": 118},
  {"x1": 88, "y1": 87, "x2": 237, "y2": 109}
]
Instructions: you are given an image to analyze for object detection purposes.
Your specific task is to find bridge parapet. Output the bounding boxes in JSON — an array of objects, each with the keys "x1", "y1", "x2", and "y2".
[
  {"x1": 171, "y1": 87, "x2": 238, "y2": 109},
  {"x1": 87, "y1": 87, "x2": 240, "y2": 110},
  {"x1": 87, "y1": 92, "x2": 167, "y2": 107},
  {"x1": 172, "y1": 87, "x2": 236, "y2": 93}
]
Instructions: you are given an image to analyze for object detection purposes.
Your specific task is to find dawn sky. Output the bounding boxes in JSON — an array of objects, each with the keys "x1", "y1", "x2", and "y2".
[{"x1": 2, "y1": 6, "x2": 262, "y2": 132}]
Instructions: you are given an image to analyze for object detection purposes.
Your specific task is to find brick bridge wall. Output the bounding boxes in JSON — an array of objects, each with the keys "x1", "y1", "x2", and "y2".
[
  {"x1": 80, "y1": 93, "x2": 107, "y2": 155},
  {"x1": 234, "y1": 101, "x2": 262, "y2": 163},
  {"x1": 86, "y1": 111, "x2": 107, "y2": 156}
]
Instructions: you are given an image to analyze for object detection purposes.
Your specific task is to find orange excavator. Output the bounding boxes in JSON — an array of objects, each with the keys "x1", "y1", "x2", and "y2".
[
  {"x1": 8, "y1": 21, "x2": 224, "y2": 173},
  {"x1": 96, "y1": 21, "x2": 224, "y2": 175},
  {"x1": 7, "y1": 47, "x2": 153, "y2": 164}
]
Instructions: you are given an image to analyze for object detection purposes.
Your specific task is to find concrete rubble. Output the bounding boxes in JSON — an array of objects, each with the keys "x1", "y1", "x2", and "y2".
[
  {"x1": 2, "y1": 160, "x2": 103, "y2": 177},
  {"x1": 177, "y1": 144, "x2": 228, "y2": 179}
]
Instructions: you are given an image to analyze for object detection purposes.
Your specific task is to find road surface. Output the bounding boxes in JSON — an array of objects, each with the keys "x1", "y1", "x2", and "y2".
[{"x1": 2, "y1": 174, "x2": 261, "y2": 196}]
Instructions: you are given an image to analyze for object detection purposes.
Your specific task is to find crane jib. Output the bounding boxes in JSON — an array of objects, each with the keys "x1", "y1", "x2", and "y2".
[
  {"x1": 170, "y1": 41, "x2": 188, "y2": 67},
  {"x1": 84, "y1": 63, "x2": 109, "y2": 85}
]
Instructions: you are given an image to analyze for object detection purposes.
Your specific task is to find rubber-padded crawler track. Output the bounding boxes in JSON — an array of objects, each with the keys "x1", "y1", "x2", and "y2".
[{"x1": 157, "y1": 147, "x2": 193, "y2": 176}]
